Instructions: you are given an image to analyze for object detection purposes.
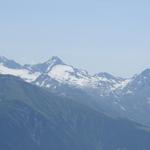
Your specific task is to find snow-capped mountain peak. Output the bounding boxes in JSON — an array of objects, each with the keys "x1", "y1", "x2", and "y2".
[
  {"x1": 139, "y1": 69, "x2": 150, "y2": 78},
  {"x1": 46, "y1": 56, "x2": 64, "y2": 65},
  {"x1": 0, "y1": 56, "x2": 8, "y2": 63},
  {"x1": 122, "y1": 69, "x2": 150, "y2": 94},
  {"x1": 47, "y1": 63, "x2": 92, "y2": 87},
  {"x1": 0, "y1": 56, "x2": 40, "y2": 82},
  {"x1": 44, "y1": 56, "x2": 65, "y2": 72},
  {"x1": 0, "y1": 56, "x2": 22, "y2": 69},
  {"x1": 1, "y1": 55, "x2": 150, "y2": 98},
  {"x1": 24, "y1": 56, "x2": 65, "y2": 73}
]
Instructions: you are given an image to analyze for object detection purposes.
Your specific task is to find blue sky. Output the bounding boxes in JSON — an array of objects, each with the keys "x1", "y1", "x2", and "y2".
[{"x1": 0, "y1": 0, "x2": 150, "y2": 77}]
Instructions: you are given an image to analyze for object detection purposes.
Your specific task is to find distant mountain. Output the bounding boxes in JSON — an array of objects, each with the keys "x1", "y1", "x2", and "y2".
[
  {"x1": 1, "y1": 56, "x2": 150, "y2": 126},
  {"x1": 1, "y1": 74, "x2": 150, "y2": 150},
  {"x1": 0, "y1": 56, "x2": 40, "y2": 82},
  {"x1": 0, "y1": 56, "x2": 22, "y2": 69},
  {"x1": 0, "y1": 56, "x2": 128, "y2": 94},
  {"x1": 24, "y1": 56, "x2": 65, "y2": 73}
]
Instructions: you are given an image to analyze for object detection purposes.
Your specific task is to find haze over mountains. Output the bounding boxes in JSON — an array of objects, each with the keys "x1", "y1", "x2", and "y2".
[
  {"x1": 1, "y1": 74, "x2": 150, "y2": 150},
  {"x1": 1, "y1": 56, "x2": 150, "y2": 149},
  {"x1": 0, "y1": 56, "x2": 138, "y2": 93},
  {"x1": 1, "y1": 56, "x2": 150, "y2": 127}
]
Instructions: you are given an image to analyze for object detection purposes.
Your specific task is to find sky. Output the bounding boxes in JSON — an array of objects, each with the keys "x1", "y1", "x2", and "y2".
[{"x1": 0, "y1": 0, "x2": 150, "y2": 77}]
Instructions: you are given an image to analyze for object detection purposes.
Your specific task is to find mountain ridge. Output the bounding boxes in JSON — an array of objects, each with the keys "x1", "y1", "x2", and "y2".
[
  {"x1": 0, "y1": 74, "x2": 150, "y2": 150},
  {"x1": 1, "y1": 56, "x2": 150, "y2": 126}
]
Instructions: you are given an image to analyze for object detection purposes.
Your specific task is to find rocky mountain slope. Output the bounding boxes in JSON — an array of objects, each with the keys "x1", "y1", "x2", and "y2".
[
  {"x1": 0, "y1": 75, "x2": 150, "y2": 150},
  {"x1": 1, "y1": 56, "x2": 150, "y2": 126}
]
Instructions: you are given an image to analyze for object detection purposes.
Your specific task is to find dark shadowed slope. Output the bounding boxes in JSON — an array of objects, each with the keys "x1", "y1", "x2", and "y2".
[{"x1": 0, "y1": 75, "x2": 150, "y2": 150}]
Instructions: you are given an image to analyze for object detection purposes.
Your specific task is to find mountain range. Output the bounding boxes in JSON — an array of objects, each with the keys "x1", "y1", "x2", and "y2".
[
  {"x1": 0, "y1": 56, "x2": 150, "y2": 127},
  {"x1": 1, "y1": 56, "x2": 150, "y2": 149},
  {"x1": 1, "y1": 74, "x2": 150, "y2": 150}
]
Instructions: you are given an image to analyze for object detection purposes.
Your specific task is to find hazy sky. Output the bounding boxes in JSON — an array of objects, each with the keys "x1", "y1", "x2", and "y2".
[{"x1": 0, "y1": 0, "x2": 150, "y2": 77}]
